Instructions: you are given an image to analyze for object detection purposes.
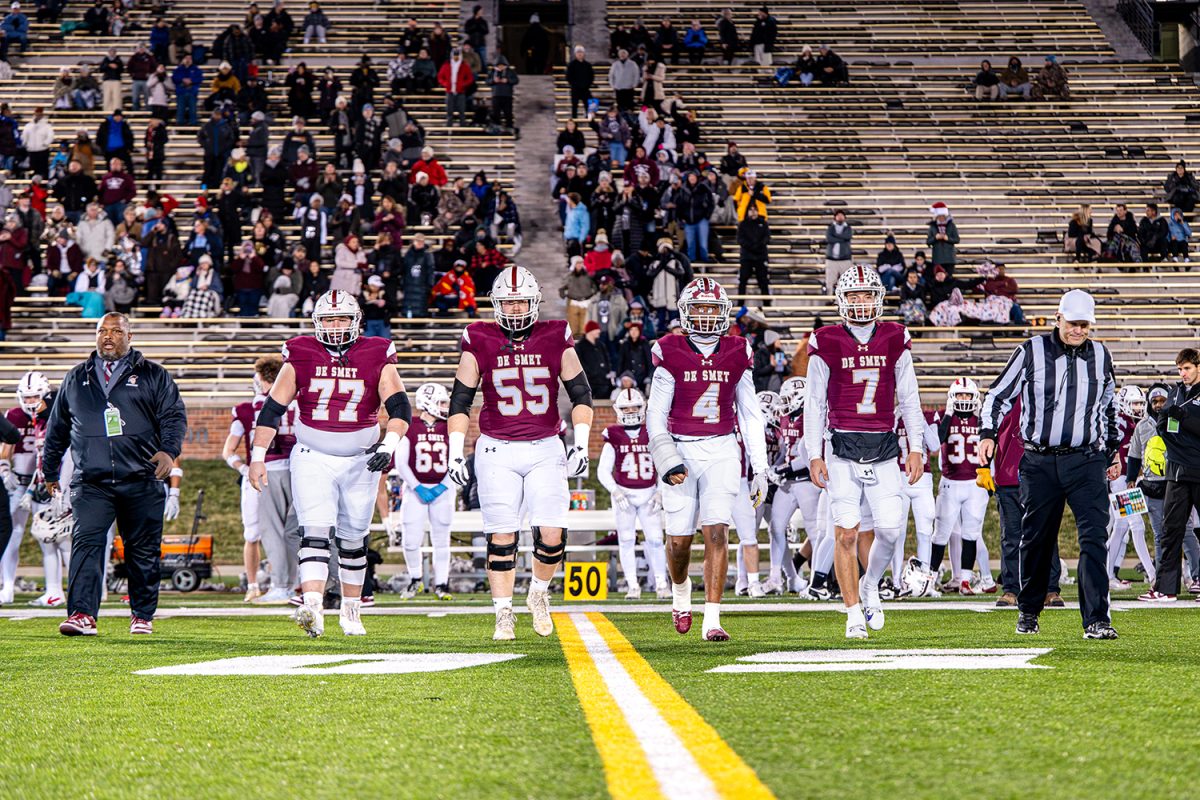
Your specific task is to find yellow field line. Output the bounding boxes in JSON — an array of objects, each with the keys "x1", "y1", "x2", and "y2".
[
  {"x1": 586, "y1": 612, "x2": 776, "y2": 800},
  {"x1": 555, "y1": 612, "x2": 665, "y2": 800}
]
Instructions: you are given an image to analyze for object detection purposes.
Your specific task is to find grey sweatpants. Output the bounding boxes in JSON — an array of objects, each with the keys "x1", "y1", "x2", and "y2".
[{"x1": 262, "y1": 468, "x2": 301, "y2": 590}]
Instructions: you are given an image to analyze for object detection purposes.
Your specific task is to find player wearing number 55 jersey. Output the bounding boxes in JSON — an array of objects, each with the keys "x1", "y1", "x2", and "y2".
[
  {"x1": 396, "y1": 383, "x2": 456, "y2": 601},
  {"x1": 931, "y1": 378, "x2": 992, "y2": 595},
  {"x1": 806, "y1": 266, "x2": 925, "y2": 639},
  {"x1": 447, "y1": 266, "x2": 594, "y2": 642},
  {"x1": 248, "y1": 290, "x2": 411, "y2": 639},
  {"x1": 648, "y1": 277, "x2": 768, "y2": 642}
]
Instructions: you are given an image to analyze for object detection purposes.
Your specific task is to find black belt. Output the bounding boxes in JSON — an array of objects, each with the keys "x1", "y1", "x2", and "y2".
[{"x1": 1022, "y1": 441, "x2": 1100, "y2": 456}]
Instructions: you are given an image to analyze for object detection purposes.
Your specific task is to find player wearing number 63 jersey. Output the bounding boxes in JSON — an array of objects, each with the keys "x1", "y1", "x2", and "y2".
[
  {"x1": 805, "y1": 265, "x2": 925, "y2": 639},
  {"x1": 248, "y1": 290, "x2": 411, "y2": 639},
  {"x1": 648, "y1": 277, "x2": 768, "y2": 641},
  {"x1": 597, "y1": 388, "x2": 668, "y2": 600},
  {"x1": 447, "y1": 265, "x2": 594, "y2": 642},
  {"x1": 931, "y1": 378, "x2": 992, "y2": 594},
  {"x1": 395, "y1": 383, "x2": 456, "y2": 601}
]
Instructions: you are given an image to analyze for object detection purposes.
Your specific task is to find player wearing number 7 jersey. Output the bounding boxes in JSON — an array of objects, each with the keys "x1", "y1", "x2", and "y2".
[
  {"x1": 446, "y1": 266, "x2": 594, "y2": 642},
  {"x1": 248, "y1": 290, "x2": 412, "y2": 639},
  {"x1": 647, "y1": 277, "x2": 769, "y2": 642},
  {"x1": 805, "y1": 266, "x2": 926, "y2": 639}
]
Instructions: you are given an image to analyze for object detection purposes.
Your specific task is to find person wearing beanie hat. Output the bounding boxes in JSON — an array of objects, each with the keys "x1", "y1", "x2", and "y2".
[
  {"x1": 876, "y1": 232, "x2": 906, "y2": 291},
  {"x1": 823, "y1": 208, "x2": 852, "y2": 292},
  {"x1": 1165, "y1": 159, "x2": 1199, "y2": 214},
  {"x1": 1032, "y1": 53, "x2": 1070, "y2": 100},
  {"x1": 750, "y1": 5, "x2": 776, "y2": 66},
  {"x1": 354, "y1": 103, "x2": 382, "y2": 171},
  {"x1": 576, "y1": 316, "x2": 613, "y2": 399},
  {"x1": 926, "y1": 201, "x2": 959, "y2": 274},
  {"x1": 560, "y1": 253, "x2": 598, "y2": 335}
]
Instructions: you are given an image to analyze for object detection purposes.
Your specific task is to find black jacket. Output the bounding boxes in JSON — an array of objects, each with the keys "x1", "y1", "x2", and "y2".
[
  {"x1": 1160, "y1": 381, "x2": 1200, "y2": 476},
  {"x1": 738, "y1": 216, "x2": 770, "y2": 262},
  {"x1": 576, "y1": 337, "x2": 613, "y2": 398},
  {"x1": 43, "y1": 348, "x2": 187, "y2": 485}
]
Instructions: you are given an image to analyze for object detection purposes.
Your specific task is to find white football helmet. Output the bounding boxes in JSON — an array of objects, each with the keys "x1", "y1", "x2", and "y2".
[
  {"x1": 947, "y1": 377, "x2": 981, "y2": 414},
  {"x1": 779, "y1": 376, "x2": 807, "y2": 416},
  {"x1": 677, "y1": 277, "x2": 731, "y2": 337},
  {"x1": 756, "y1": 390, "x2": 782, "y2": 424},
  {"x1": 1117, "y1": 384, "x2": 1146, "y2": 419},
  {"x1": 311, "y1": 290, "x2": 362, "y2": 348},
  {"x1": 415, "y1": 383, "x2": 450, "y2": 420},
  {"x1": 835, "y1": 265, "x2": 885, "y2": 323},
  {"x1": 16, "y1": 371, "x2": 51, "y2": 415},
  {"x1": 490, "y1": 265, "x2": 541, "y2": 332},
  {"x1": 613, "y1": 387, "x2": 646, "y2": 426},
  {"x1": 31, "y1": 506, "x2": 72, "y2": 544}
]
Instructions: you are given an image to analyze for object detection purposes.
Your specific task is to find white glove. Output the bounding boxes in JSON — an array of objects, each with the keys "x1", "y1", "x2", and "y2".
[
  {"x1": 164, "y1": 489, "x2": 181, "y2": 521},
  {"x1": 650, "y1": 491, "x2": 663, "y2": 514},
  {"x1": 51, "y1": 491, "x2": 71, "y2": 516},
  {"x1": 611, "y1": 488, "x2": 631, "y2": 512},
  {"x1": 0, "y1": 466, "x2": 18, "y2": 494},
  {"x1": 17, "y1": 491, "x2": 31, "y2": 512},
  {"x1": 238, "y1": 464, "x2": 250, "y2": 479},
  {"x1": 384, "y1": 515, "x2": 401, "y2": 548},
  {"x1": 766, "y1": 467, "x2": 784, "y2": 486},
  {"x1": 448, "y1": 457, "x2": 470, "y2": 487},
  {"x1": 749, "y1": 472, "x2": 768, "y2": 509},
  {"x1": 566, "y1": 445, "x2": 589, "y2": 478}
]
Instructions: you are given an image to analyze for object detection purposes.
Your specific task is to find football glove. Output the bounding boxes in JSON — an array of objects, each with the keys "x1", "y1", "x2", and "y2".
[
  {"x1": 17, "y1": 491, "x2": 31, "y2": 512},
  {"x1": 975, "y1": 467, "x2": 995, "y2": 493},
  {"x1": 366, "y1": 442, "x2": 394, "y2": 473},
  {"x1": 566, "y1": 445, "x2": 589, "y2": 478},
  {"x1": 611, "y1": 488, "x2": 631, "y2": 512},
  {"x1": 448, "y1": 457, "x2": 470, "y2": 487},
  {"x1": 383, "y1": 515, "x2": 401, "y2": 548},
  {"x1": 163, "y1": 489, "x2": 181, "y2": 521},
  {"x1": 428, "y1": 484, "x2": 448, "y2": 501},
  {"x1": 749, "y1": 472, "x2": 768, "y2": 509},
  {"x1": 650, "y1": 491, "x2": 663, "y2": 514},
  {"x1": 0, "y1": 463, "x2": 18, "y2": 494},
  {"x1": 415, "y1": 485, "x2": 435, "y2": 504}
]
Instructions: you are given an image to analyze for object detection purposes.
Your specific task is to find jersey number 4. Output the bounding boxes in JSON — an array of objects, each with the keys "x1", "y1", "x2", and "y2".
[
  {"x1": 309, "y1": 378, "x2": 365, "y2": 422},
  {"x1": 493, "y1": 366, "x2": 552, "y2": 416}
]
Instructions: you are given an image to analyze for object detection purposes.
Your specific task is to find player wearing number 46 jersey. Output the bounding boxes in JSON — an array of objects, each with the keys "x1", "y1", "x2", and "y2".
[
  {"x1": 648, "y1": 277, "x2": 769, "y2": 642},
  {"x1": 806, "y1": 266, "x2": 925, "y2": 639},
  {"x1": 248, "y1": 290, "x2": 411, "y2": 639},
  {"x1": 447, "y1": 265, "x2": 594, "y2": 642}
]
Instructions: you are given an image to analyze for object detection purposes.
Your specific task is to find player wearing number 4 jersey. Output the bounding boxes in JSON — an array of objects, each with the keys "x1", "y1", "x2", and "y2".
[
  {"x1": 806, "y1": 266, "x2": 925, "y2": 639},
  {"x1": 395, "y1": 383, "x2": 457, "y2": 601},
  {"x1": 248, "y1": 290, "x2": 411, "y2": 639},
  {"x1": 648, "y1": 277, "x2": 769, "y2": 642},
  {"x1": 447, "y1": 266, "x2": 594, "y2": 642}
]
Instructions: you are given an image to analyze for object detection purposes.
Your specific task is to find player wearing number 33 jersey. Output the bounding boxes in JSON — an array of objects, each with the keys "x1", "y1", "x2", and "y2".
[
  {"x1": 647, "y1": 277, "x2": 768, "y2": 642},
  {"x1": 804, "y1": 265, "x2": 925, "y2": 639},
  {"x1": 447, "y1": 265, "x2": 594, "y2": 642},
  {"x1": 932, "y1": 378, "x2": 990, "y2": 591}
]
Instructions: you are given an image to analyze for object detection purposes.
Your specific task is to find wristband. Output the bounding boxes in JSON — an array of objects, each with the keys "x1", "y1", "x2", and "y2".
[
  {"x1": 448, "y1": 430, "x2": 465, "y2": 461},
  {"x1": 225, "y1": 454, "x2": 243, "y2": 470},
  {"x1": 380, "y1": 430, "x2": 402, "y2": 452},
  {"x1": 168, "y1": 487, "x2": 180, "y2": 497},
  {"x1": 251, "y1": 446, "x2": 268, "y2": 463},
  {"x1": 169, "y1": 466, "x2": 183, "y2": 479},
  {"x1": 573, "y1": 423, "x2": 591, "y2": 449}
]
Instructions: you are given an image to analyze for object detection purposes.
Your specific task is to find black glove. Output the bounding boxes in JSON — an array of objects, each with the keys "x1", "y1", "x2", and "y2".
[
  {"x1": 1167, "y1": 405, "x2": 1186, "y2": 421},
  {"x1": 365, "y1": 443, "x2": 392, "y2": 472},
  {"x1": 662, "y1": 464, "x2": 687, "y2": 484}
]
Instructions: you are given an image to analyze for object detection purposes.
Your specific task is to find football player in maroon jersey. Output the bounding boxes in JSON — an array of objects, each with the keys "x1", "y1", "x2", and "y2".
[
  {"x1": 896, "y1": 407, "x2": 942, "y2": 598},
  {"x1": 767, "y1": 376, "x2": 820, "y2": 595},
  {"x1": 446, "y1": 266, "x2": 594, "y2": 641},
  {"x1": 805, "y1": 266, "x2": 925, "y2": 638},
  {"x1": 248, "y1": 290, "x2": 410, "y2": 638},
  {"x1": 1106, "y1": 384, "x2": 1155, "y2": 589},
  {"x1": 395, "y1": 383, "x2": 456, "y2": 601},
  {"x1": 648, "y1": 277, "x2": 768, "y2": 641},
  {"x1": 598, "y1": 388, "x2": 668, "y2": 600},
  {"x1": 223, "y1": 357, "x2": 299, "y2": 605},
  {"x1": 0, "y1": 371, "x2": 49, "y2": 604}
]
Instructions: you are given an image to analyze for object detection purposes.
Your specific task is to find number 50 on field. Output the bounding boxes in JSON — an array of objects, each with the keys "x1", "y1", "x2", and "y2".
[{"x1": 564, "y1": 562, "x2": 608, "y2": 601}]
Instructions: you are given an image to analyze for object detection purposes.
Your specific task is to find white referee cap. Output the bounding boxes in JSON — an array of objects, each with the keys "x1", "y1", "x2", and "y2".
[{"x1": 1057, "y1": 289, "x2": 1096, "y2": 324}]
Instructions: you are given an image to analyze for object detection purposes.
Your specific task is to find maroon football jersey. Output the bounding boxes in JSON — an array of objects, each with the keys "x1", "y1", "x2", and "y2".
[
  {"x1": 283, "y1": 335, "x2": 396, "y2": 454},
  {"x1": 232, "y1": 396, "x2": 298, "y2": 463},
  {"x1": 462, "y1": 320, "x2": 572, "y2": 441},
  {"x1": 895, "y1": 409, "x2": 939, "y2": 468},
  {"x1": 650, "y1": 334, "x2": 752, "y2": 437},
  {"x1": 777, "y1": 412, "x2": 803, "y2": 462},
  {"x1": 406, "y1": 417, "x2": 449, "y2": 484},
  {"x1": 809, "y1": 322, "x2": 911, "y2": 432},
  {"x1": 5, "y1": 407, "x2": 37, "y2": 474},
  {"x1": 603, "y1": 424, "x2": 656, "y2": 489},
  {"x1": 765, "y1": 424, "x2": 780, "y2": 467},
  {"x1": 940, "y1": 413, "x2": 982, "y2": 480},
  {"x1": 1116, "y1": 412, "x2": 1139, "y2": 472}
]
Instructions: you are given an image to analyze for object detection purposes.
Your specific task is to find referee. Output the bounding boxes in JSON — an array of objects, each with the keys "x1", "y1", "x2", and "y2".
[
  {"x1": 979, "y1": 290, "x2": 1121, "y2": 639},
  {"x1": 43, "y1": 312, "x2": 187, "y2": 637}
]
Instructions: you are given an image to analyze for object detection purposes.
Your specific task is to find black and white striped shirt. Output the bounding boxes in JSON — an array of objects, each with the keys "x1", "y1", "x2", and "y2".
[{"x1": 980, "y1": 329, "x2": 1118, "y2": 450}]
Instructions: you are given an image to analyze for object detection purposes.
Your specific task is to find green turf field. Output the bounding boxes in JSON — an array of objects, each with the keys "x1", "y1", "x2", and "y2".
[{"x1": 3, "y1": 599, "x2": 1198, "y2": 800}]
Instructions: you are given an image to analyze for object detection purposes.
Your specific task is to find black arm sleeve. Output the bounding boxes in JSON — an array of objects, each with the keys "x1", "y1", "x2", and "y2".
[
  {"x1": 256, "y1": 395, "x2": 289, "y2": 430},
  {"x1": 937, "y1": 414, "x2": 954, "y2": 445},
  {"x1": 384, "y1": 391, "x2": 411, "y2": 423},
  {"x1": 42, "y1": 371, "x2": 73, "y2": 482},
  {"x1": 1125, "y1": 456, "x2": 1142, "y2": 484},
  {"x1": 564, "y1": 371, "x2": 593, "y2": 407},
  {"x1": 155, "y1": 365, "x2": 187, "y2": 458},
  {"x1": 449, "y1": 378, "x2": 477, "y2": 417}
]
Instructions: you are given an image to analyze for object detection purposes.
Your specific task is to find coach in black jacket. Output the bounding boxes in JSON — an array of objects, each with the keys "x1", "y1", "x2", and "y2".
[{"x1": 43, "y1": 312, "x2": 187, "y2": 636}]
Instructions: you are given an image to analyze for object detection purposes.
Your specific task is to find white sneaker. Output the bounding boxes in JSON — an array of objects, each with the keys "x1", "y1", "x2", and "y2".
[
  {"x1": 493, "y1": 606, "x2": 516, "y2": 640},
  {"x1": 734, "y1": 579, "x2": 748, "y2": 596},
  {"x1": 244, "y1": 583, "x2": 262, "y2": 603},
  {"x1": 790, "y1": 575, "x2": 809, "y2": 595},
  {"x1": 254, "y1": 587, "x2": 293, "y2": 604},
  {"x1": 860, "y1": 576, "x2": 885, "y2": 631},
  {"x1": 526, "y1": 588, "x2": 554, "y2": 636},
  {"x1": 761, "y1": 577, "x2": 785, "y2": 595},
  {"x1": 29, "y1": 594, "x2": 65, "y2": 608},
  {"x1": 747, "y1": 581, "x2": 766, "y2": 598},
  {"x1": 624, "y1": 585, "x2": 642, "y2": 600},
  {"x1": 655, "y1": 583, "x2": 672, "y2": 600},
  {"x1": 295, "y1": 601, "x2": 325, "y2": 638},
  {"x1": 1109, "y1": 578, "x2": 1131, "y2": 591},
  {"x1": 339, "y1": 599, "x2": 367, "y2": 636},
  {"x1": 0, "y1": 584, "x2": 14, "y2": 605},
  {"x1": 846, "y1": 607, "x2": 868, "y2": 639}
]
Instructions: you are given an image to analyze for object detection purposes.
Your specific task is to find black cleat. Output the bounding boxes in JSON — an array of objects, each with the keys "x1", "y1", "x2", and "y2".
[
  {"x1": 1016, "y1": 612, "x2": 1040, "y2": 635},
  {"x1": 1083, "y1": 622, "x2": 1118, "y2": 640}
]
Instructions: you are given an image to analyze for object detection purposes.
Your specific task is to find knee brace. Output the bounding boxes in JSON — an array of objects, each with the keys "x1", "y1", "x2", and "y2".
[
  {"x1": 336, "y1": 537, "x2": 369, "y2": 585},
  {"x1": 298, "y1": 529, "x2": 332, "y2": 567},
  {"x1": 486, "y1": 534, "x2": 519, "y2": 572},
  {"x1": 532, "y1": 526, "x2": 565, "y2": 566}
]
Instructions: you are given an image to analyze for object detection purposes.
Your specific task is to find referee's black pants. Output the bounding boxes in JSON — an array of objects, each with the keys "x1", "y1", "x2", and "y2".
[
  {"x1": 67, "y1": 481, "x2": 166, "y2": 620},
  {"x1": 1017, "y1": 449, "x2": 1110, "y2": 627},
  {"x1": 998, "y1": 484, "x2": 1060, "y2": 595},
  {"x1": 1157, "y1": 479, "x2": 1200, "y2": 596}
]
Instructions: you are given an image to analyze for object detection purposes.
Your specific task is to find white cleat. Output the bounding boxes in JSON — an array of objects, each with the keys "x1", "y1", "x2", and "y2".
[
  {"x1": 339, "y1": 599, "x2": 367, "y2": 636},
  {"x1": 747, "y1": 581, "x2": 767, "y2": 598},
  {"x1": 295, "y1": 601, "x2": 325, "y2": 638},
  {"x1": 526, "y1": 589, "x2": 554, "y2": 636},
  {"x1": 655, "y1": 584, "x2": 672, "y2": 600},
  {"x1": 493, "y1": 606, "x2": 516, "y2": 641},
  {"x1": 244, "y1": 584, "x2": 263, "y2": 603},
  {"x1": 254, "y1": 587, "x2": 293, "y2": 604},
  {"x1": 624, "y1": 585, "x2": 642, "y2": 601},
  {"x1": 761, "y1": 577, "x2": 785, "y2": 596},
  {"x1": 846, "y1": 607, "x2": 869, "y2": 639},
  {"x1": 28, "y1": 594, "x2": 65, "y2": 608},
  {"x1": 790, "y1": 575, "x2": 809, "y2": 595},
  {"x1": 0, "y1": 585, "x2": 14, "y2": 605},
  {"x1": 400, "y1": 578, "x2": 424, "y2": 600},
  {"x1": 860, "y1": 576, "x2": 885, "y2": 631}
]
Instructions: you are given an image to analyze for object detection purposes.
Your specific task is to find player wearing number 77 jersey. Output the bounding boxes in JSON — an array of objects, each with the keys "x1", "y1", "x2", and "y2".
[
  {"x1": 248, "y1": 290, "x2": 412, "y2": 639},
  {"x1": 805, "y1": 266, "x2": 926, "y2": 639},
  {"x1": 446, "y1": 265, "x2": 594, "y2": 642},
  {"x1": 647, "y1": 277, "x2": 769, "y2": 642}
]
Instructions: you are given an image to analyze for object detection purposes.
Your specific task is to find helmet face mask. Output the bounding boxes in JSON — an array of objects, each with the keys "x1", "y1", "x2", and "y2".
[
  {"x1": 613, "y1": 388, "x2": 646, "y2": 426},
  {"x1": 312, "y1": 290, "x2": 362, "y2": 348},
  {"x1": 16, "y1": 371, "x2": 51, "y2": 416},
  {"x1": 1117, "y1": 385, "x2": 1146, "y2": 419},
  {"x1": 491, "y1": 266, "x2": 541, "y2": 333},
  {"x1": 678, "y1": 278, "x2": 731, "y2": 337},
  {"x1": 756, "y1": 390, "x2": 782, "y2": 424},
  {"x1": 416, "y1": 383, "x2": 450, "y2": 420},
  {"x1": 835, "y1": 266, "x2": 885, "y2": 324},
  {"x1": 947, "y1": 377, "x2": 981, "y2": 414},
  {"x1": 779, "y1": 376, "x2": 807, "y2": 415}
]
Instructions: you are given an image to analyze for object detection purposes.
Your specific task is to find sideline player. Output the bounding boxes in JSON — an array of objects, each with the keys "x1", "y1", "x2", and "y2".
[
  {"x1": 1107, "y1": 384, "x2": 1155, "y2": 588},
  {"x1": 806, "y1": 266, "x2": 925, "y2": 638},
  {"x1": 0, "y1": 372, "x2": 48, "y2": 604},
  {"x1": 396, "y1": 383, "x2": 456, "y2": 601},
  {"x1": 249, "y1": 290, "x2": 410, "y2": 637},
  {"x1": 446, "y1": 266, "x2": 593, "y2": 641},
  {"x1": 896, "y1": 406, "x2": 941, "y2": 597},
  {"x1": 736, "y1": 391, "x2": 780, "y2": 595},
  {"x1": 648, "y1": 277, "x2": 768, "y2": 641},
  {"x1": 768, "y1": 376, "x2": 821, "y2": 594}
]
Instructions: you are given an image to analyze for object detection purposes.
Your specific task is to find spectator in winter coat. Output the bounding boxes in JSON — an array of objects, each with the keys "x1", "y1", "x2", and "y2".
[
  {"x1": 557, "y1": 119, "x2": 586, "y2": 154},
  {"x1": 646, "y1": 237, "x2": 692, "y2": 327},
  {"x1": 823, "y1": 208, "x2": 852, "y2": 291},
  {"x1": 925, "y1": 201, "x2": 960, "y2": 271},
  {"x1": 488, "y1": 57, "x2": 518, "y2": 128},
  {"x1": 677, "y1": 171, "x2": 714, "y2": 262},
  {"x1": 1, "y1": 2, "x2": 29, "y2": 60},
  {"x1": 576, "y1": 321, "x2": 613, "y2": 399},
  {"x1": 749, "y1": 7, "x2": 776, "y2": 66},
  {"x1": 733, "y1": 169, "x2": 770, "y2": 220},
  {"x1": 1066, "y1": 204, "x2": 1102, "y2": 262},
  {"x1": 302, "y1": 1, "x2": 329, "y2": 44},
  {"x1": 332, "y1": 234, "x2": 367, "y2": 294},
  {"x1": 607, "y1": 49, "x2": 640, "y2": 111},
  {"x1": 95, "y1": 109, "x2": 134, "y2": 168},
  {"x1": 566, "y1": 45, "x2": 594, "y2": 117},
  {"x1": 591, "y1": 106, "x2": 631, "y2": 167},
  {"x1": 682, "y1": 20, "x2": 708, "y2": 64},
  {"x1": 816, "y1": 44, "x2": 848, "y2": 85},
  {"x1": 974, "y1": 59, "x2": 999, "y2": 101},
  {"x1": 617, "y1": 322, "x2": 653, "y2": 389},
  {"x1": 1165, "y1": 160, "x2": 1199, "y2": 214},
  {"x1": 980, "y1": 262, "x2": 1025, "y2": 323},
  {"x1": 737, "y1": 204, "x2": 770, "y2": 298},
  {"x1": 1168, "y1": 207, "x2": 1192, "y2": 263},
  {"x1": 719, "y1": 141, "x2": 747, "y2": 189},
  {"x1": 717, "y1": 8, "x2": 738, "y2": 64},
  {"x1": 875, "y1": 234, "x2": 906, "y2": 290},
  {"x1": 898, "y1": 268, "x2": 927, "y2": 326},
  {"x1": 54, "y1": 161, "x2": 96, "y2": 223},
  {"x1": 437, "y1": 48, "x2": 474, "y2": 127},
  {"x1": 1139, "y1": 203, "x2": 1170, "y2": 261},
  {"x1": 76, "y1": 203, "x2": 115, "y2": 263},
  {"x1": 98, "y1": 158, "x2": 136, "y2": 225},
  {"x1": 563, "y1": 193, "x2": 590, "y2": 257},
  {"x1": 198, "y1": 108, "x2": 238, "y2": 187},
  {"x1": 409, "y1": 145, "x2": 447, "y2": 186},
  {"x1": 1032, "y1": 55, "x2": 1069, "y2": 100},
  {"x1": 21, "y1": 107, "x2": 54, "y2": 178},
  {"x1": 46, "y1": 230, "x2": 83, "y2": 278},
  {"x1": 400, "y1": 232, "x2": 435, "y2": 317},
  {"x1": 230, "y1": 240, "x2": 266, "y2": 316},
  {"x1": 998, "y1": 56, "x2": 1031, "y2": 99},
  {"x1": 560, "y1": 255, "x2": 598, "y2": 335},
  {"x1": 752, "y1": 329, "x2": 789, "y2": 392},
  {"x1": 172, "y1": 54, "x2": 203, "y2": 125},
  {"x1": 431, "y1": 258, "x2": 475, "y2": 316}
]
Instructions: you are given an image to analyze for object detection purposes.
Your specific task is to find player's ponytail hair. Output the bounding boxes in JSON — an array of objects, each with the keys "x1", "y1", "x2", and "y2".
[{"x1": 254, "y1": 355, "x2": 284, "y2": 384}]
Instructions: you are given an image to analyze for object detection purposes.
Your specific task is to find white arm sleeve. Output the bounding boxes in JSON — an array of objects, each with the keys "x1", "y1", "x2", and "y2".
[
  {"x1": 645, "y1": 367, "x2": 674, "y2": 441},
  {"x1": 896, "y1": 350, "x2": 925, "y2": 456},
  {"x1": 229, "y1": 419, "x2": 246, "y2": 437},
  {"x1": 788, "y1": 431, "x2": 811, "y2": 472},
  {"x1": 59, "y1": 448, "x2": 75, "y2": 489},
  {"x1": 735, "y1": 370, "x2": 768, "y2": 474},
  {"x1": 803, "y1": 354, "x2": 830, "y2": 461},
  {"x1": 922, "y1": 421, "x2": 941, "y2": 456},
  {"x1": 596, "y1": 442, "x2": 620, "y2": 495},
  {"x1": 394, "y1": 436, "x2": 419, "y2": 489}
]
